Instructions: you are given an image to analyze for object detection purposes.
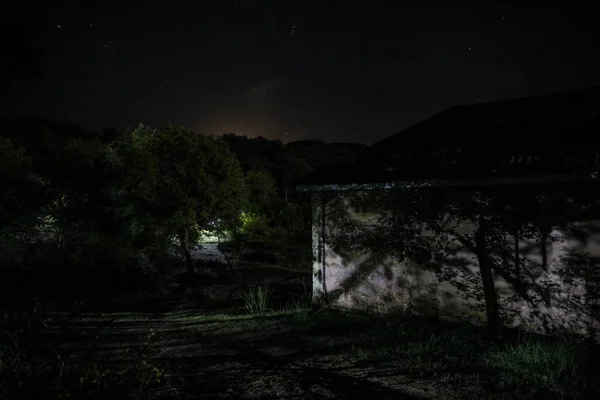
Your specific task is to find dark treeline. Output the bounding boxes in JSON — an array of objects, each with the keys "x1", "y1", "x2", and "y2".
[{"x1": 0, "y1": 117, "x2": 366, "y2": 308}]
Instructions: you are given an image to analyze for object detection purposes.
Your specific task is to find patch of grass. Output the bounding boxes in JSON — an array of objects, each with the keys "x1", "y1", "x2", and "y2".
[
  {"x1": 1, "y1": 303, "x2": 171, "y2": 400},
  {"x1": 483, "y1": 337, "x2": 583, "y2": 398},
  {"x1": 284, "y1": 277, "x2": 312, "y2": 315},
  {"x1": 290, "y1": 310, "x2": 588, "y2": 399},
  {"x1": 242, "y1": 285, "x2": 272, "y2": 315}
]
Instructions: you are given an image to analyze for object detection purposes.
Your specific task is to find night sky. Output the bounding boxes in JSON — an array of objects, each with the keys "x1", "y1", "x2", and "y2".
[{"x1": 2, "y1": 1, "x2": 599, "y2": 144}]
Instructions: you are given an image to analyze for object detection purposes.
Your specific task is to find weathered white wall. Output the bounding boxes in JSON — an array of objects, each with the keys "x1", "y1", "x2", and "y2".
[{"x1": 312, "y1": 191, "x2": 600, "y2": 340}]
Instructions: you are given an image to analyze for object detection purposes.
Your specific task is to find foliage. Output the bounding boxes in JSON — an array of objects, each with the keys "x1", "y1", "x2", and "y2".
[
  {"x1": 245, "y1": 169, "x2": 279, "y2": 215},
  {"x1": 484, "y1": 337, "x2": 581, "y2": 396},
  {"x1": 125, "y1": 124, "x2": 246, "y2": 231},
  {"x1": 0, "y1": 301, "x2": 169, "y2": 400},
  {"x1": 0, "y1": 118, "x2": 357, "y2": 313},
  {"x1": 296, "y1": 309, "x2": 589, "y2": 399},
  {"x1": 242, "y1": 285, "x2": 272, "y2": 315},
  {"x1": 113, "y1": 123, "x2": 247, "y2": 273}
]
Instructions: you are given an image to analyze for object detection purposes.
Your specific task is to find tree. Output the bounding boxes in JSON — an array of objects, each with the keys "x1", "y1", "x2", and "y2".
[
  {"x1": 245, "y1": 170, "x2": 279, "y2": 216},
  {"x1": 122, "y1": 124, "x2": 247, "y2": 274}
]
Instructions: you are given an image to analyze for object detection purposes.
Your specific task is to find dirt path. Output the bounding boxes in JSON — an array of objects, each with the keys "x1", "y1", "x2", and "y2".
[
  {"x1": 39, "y1": 308, "x2": 460, "y2": 400},
  {"x1": 32, "y1": 244, "x2": 460, "y2": 399}
]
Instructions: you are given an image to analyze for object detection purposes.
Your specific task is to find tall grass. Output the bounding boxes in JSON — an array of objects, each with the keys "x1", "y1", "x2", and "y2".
[
  {"x1": 242, "y1": 285, "x2": 271, "y2": 315},
  {"x1": 298, "y1": 310, "x2": 590, "y2": 399},
  {"x1": 484, "y1": 337, "x2": 583, "y2": 396}
]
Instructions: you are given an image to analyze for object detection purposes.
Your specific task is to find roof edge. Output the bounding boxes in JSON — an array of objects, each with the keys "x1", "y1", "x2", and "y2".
[{"x1": 296, "y1": 171, "x2": 600, "y2": 192}]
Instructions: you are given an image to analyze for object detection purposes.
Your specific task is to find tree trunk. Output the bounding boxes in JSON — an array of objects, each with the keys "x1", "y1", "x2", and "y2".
[
  {"x1": 179, "y1": 227, "x2": 194, "y2": 274},
  {"x1": 474, "y1": 219, "x2": 500, "y2": 336}
]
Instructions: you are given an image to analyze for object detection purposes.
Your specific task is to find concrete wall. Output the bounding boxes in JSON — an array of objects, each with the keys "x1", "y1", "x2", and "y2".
[{"x1": 311, "y1": 190, "x2": 600, "y2": 340}]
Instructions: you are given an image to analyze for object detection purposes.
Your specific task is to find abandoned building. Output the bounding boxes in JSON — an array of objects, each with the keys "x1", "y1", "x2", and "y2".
[{"x1": 297, "y1": 87, "x2": 600, "y2": 339}]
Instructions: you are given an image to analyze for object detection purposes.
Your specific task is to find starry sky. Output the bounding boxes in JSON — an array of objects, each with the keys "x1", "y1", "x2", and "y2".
[{"x1": 2, "y1": 0, "x2": 599, "y2": 144}]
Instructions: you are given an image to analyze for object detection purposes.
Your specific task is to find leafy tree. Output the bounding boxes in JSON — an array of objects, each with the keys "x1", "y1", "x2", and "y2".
[
  {"x1": 122, "y1": 124, "x2": 247, "y2": 274},
  {"x1": 0, "y1": 120, "x2": 110, "y2": 268},
  {"x1": 245, "y1": 170, "x2": 279, "y2": 216}
]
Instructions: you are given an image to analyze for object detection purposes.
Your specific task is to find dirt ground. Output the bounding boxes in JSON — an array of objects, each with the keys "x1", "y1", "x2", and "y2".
[
  {"x1": 34, "y1": 243, "x2": 464, "y2": 399},
  {"x1": 40, "y1": 310, "x2": 462, "y2": 400}
]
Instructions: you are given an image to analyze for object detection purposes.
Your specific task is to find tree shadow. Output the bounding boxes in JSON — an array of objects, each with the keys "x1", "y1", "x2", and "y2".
[{"x1": 319, "y1": 187, "x2": 600, "y2": 339}]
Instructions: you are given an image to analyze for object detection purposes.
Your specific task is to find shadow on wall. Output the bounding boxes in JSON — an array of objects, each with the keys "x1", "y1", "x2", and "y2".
[{"x1": 316, "y1": 188, "x2": 600, "y2": 340}]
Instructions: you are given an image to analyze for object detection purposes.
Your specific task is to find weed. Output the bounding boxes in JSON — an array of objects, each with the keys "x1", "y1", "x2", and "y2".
[
  {"x1": 242, "y1": 285, "x2": 271, "y2": 315},
  {"x1": 484, "y1": 337, "x2": 583, "y2": 397},
  {"x1": 286, "y1": 277, "x2": 312, "y2": 314}
]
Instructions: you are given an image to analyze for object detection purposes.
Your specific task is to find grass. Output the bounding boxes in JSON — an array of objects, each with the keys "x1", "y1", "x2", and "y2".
[
  {"x1": 1, "y1": 254, "x2": 596, "y2": 400},
  {"x1": 241, "y1": 285, "x2": 272, "y2": 315},
  {"x1": 483, "y1": 337, "x2": 583, "y2": 398},
  {"x1": 3, "y1": 301, "x2": 595, "y2": 400},
  {"x1": 268, "y1": 309, "x2": 590, "y2": 399}
]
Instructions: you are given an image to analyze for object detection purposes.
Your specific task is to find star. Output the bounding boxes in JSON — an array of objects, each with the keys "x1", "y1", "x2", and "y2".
[{"x1": 57, "y1": 24, "x2": 61, "y2": 28}]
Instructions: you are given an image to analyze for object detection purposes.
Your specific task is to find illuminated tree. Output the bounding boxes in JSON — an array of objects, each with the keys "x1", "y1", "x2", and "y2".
[{"x1": 122, "y1": 124, "x2": 247, "y2": 274}]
